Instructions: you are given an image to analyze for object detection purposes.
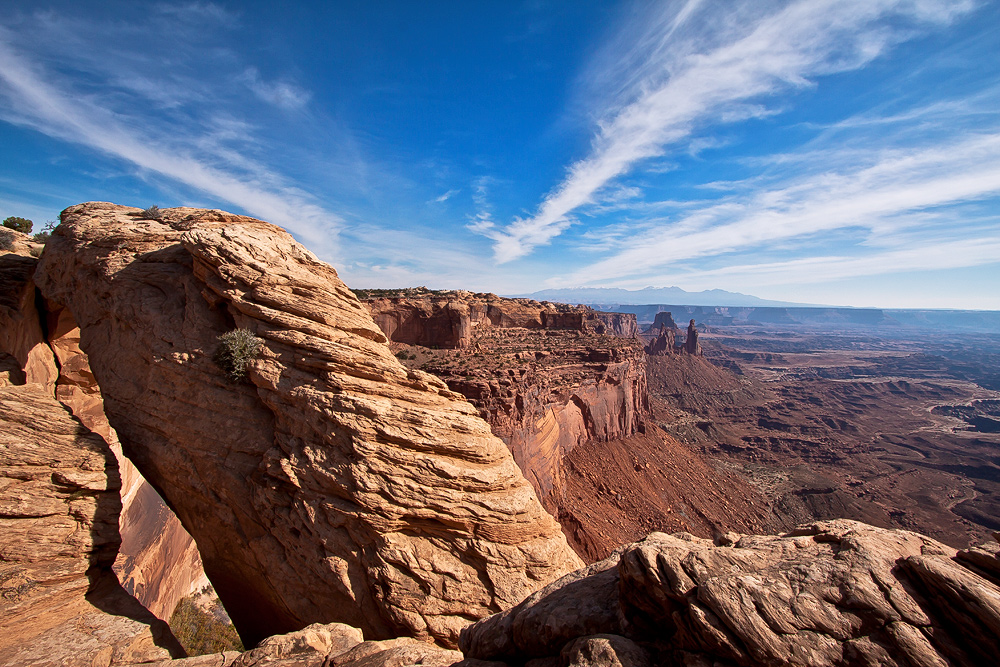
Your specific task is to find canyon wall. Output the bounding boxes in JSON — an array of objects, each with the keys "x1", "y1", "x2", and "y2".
[
  {"x1": 368, "y1": 295, "x2": 772, "y2": 562},
  {"x1": 366, "y1": 293, "x2": 638, "y2": 349},
  {"x1": 35, "y1": 203, "x2": 582, "y2": 648}
]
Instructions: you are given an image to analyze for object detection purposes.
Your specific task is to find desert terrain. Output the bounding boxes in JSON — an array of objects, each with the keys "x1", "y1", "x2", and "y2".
[{"x1": 645, "y1": 320, "x2": 1000, "y2": 548}]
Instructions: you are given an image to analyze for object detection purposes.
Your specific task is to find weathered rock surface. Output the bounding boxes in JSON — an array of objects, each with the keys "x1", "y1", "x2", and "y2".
[
  {"x1": 462, "y1": 520, "x2": 1000, "y2": 666},
  {"x1": 644, "y1": 326, "x2": 675, "y2": 356},
  {"x1": 36, "y1": 202, "x2": 582, "y2": 648},
  {"x1": 0, "y1": 253, "x2": 57, "y2": 390},
  {"x1": 0, "y1": 384, "x2": 180, "y2": 666},
  {"x1": 366, "y1": 293, "x2": 637, "y2": 350},
  {"x1": 644, "y1": 311, "x2": 677, "y2": 333},
  {"x1": 683, "y1": 319, "x2": 701, "y2": 356},
  {"x1": 43, "y1": 300, "x2": 207, "y2": 620},
  {"x1": 405, "y1": 327, "x2": 649, "y2": 532},
  {"x1": 126, "y1": 621, "x2": 462, "y2": 667}
]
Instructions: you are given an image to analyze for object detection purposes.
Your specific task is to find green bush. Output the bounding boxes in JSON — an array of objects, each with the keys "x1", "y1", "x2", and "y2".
[
  {"x1": 139, "y1": 205, "x2": 163, "y2": 220},
  {"x1": 168, "y1": 596, "x2": 243, "y2": 656},
  {"x1": 214, "y1": 328, "x2": 263, "y2": 383},
  {"x1": 2, "y1": 216, "x2": 32, "y2": 234}
]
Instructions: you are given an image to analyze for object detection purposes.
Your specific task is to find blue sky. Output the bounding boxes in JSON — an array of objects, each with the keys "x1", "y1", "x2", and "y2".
[{"x1": 1, "y1": 1, "x2": 998, "y2": 309}]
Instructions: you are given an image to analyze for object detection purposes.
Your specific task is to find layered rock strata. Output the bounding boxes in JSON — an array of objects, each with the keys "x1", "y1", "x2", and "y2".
[
  {"x1": 366, "y1": 293, "x2": 637, "y2": 349},
  {"x1": 0, "y1": 384, "x2": 180, "y2": 666},
  {"x1": 412, "y1": 328, "x2": 649, "y2": 510},
  {"x1": 36, "y1": 202, "x2": 582, "y2": 648},
  {"x1": 43, "y1": 301, "x2": 207, "y2": 620},
  {"x1": 0, "y1": 241, "x2": 205, "y2": 623},
  {"x1": 462, "y1": 519, "x2": 1000, "y2": 667}
]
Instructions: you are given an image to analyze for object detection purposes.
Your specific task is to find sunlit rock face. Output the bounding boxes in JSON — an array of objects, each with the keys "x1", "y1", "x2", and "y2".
[
  {"x1": 35, "y1": 202, "x2": 582, "y2": 648},
  {"x1": 0, "y1": 384, "x2": 180, "y2": 667},
  {"x1": 462, "y1": 520, "x2": 1000, "y2": 667},
  {"x1": 1, "y1": 236, "x2": 205, "y2": 626}
]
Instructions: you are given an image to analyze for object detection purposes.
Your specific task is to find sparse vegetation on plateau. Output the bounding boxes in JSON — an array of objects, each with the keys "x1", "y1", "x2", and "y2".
[
  {"x1": 139, "y1": 205, "x2": 163, "y2": 220},
  {"x1": 168, "y1": 592, "x2": 243, "y2": 656},
  {"x1": 3, "y1": 216, "x2": 32, "y2": 234},
  {"x1": 214, "y1": 328, "x2": 263, "y2": 383}
]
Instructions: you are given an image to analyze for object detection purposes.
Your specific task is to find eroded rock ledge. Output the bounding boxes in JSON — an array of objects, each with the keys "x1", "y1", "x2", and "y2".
[
  {"x1": 35, "y1": 202, "x2": 582, "y2": 648},
  {"x1": 0, "y1": 384, "x2": 180, "y2": 666},
  {"x1": 461, "y1": 519, "x2": 1000, "y2": 667}
]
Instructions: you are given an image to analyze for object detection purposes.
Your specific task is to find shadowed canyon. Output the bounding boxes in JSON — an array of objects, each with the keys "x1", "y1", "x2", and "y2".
[{"x1": 2, "y1": 204, "x2": 999, "y2": 667}]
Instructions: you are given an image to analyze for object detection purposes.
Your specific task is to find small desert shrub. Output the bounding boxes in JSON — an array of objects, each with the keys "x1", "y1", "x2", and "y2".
[
  {"x1": 29, "y1": 246, "x2": 43, "y2": 258},
  {"x1": 0, "y1": 230, "x2": 14, "y2": 251},
  {"x1": 139, "y1": 205, "x2": 163, "y2": 220},
  {"x1": 32, "y1": 220, "x2": 57, "y2": 244},
  {"x1": 168, "y1": 595, "x2": 243, "y2": 656},
  {"x1": 214, "y1": 328, "x2": 262, "y2": 383}
]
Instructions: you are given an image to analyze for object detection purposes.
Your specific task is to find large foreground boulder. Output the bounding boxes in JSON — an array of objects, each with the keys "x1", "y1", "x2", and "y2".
[
  {"x1": 35, "y1": 203, "x2": 582, "y2": 648},
  {"x1": 462, "y1": 519, "x2": 1000, "y2": 666},
  {"x1": 0, "y1": 384, "x2": 180, "y2": 666}
]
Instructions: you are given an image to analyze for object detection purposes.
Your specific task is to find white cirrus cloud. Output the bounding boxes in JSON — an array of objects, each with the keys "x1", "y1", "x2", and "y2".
[
  {"x1": 0, "y1": 26, "x2": 340, "y2": 255},
  {"x1": 554, "y1": 132, "x2": 1000, "y2": 287},
  {"x1": 482, "y1": 0, "x2": 976, "y2": 263}
]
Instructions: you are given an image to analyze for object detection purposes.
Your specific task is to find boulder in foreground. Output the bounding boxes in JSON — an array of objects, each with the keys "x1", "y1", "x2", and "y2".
[{"x1": 462, "y1": 519, "x2": 1000, "y2": 667}]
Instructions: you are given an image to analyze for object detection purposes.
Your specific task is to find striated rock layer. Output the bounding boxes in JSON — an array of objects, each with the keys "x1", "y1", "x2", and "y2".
[
  {"x1": 366, "y1": 292, "x2": 638, "y2": 350},
  {"x1": 36, "y1": 202, "x2": 582, "y2": 648},
  {"x1": 0, "y1": 384, "x2": 180, "y2": 666},
  {"x1": 0, "y1": 240, "x2": 205, "y2": 624},
  {"x1": 462, "y1": 519, "x2": 1000, "y2": 667},
  {"x1": 43, "y1": 300, "x2": 207, "y2": 620}
]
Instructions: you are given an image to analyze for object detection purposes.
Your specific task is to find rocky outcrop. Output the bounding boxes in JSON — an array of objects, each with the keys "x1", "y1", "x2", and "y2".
[
  {"x1": 43, "y1": 301, "x2": 208, "y2": 620},
  {"x1": 644, "y1": 311, "x2": 678, "y2": 332},
  {"x1": 418, "y1": 329, "x2": 649, "y2": 511},
  {"x1": 683, "y1": 319, "x2": 701, "y2": 356},
  {"x1": 462, "y1": 520, "x2": 1000, "y2": 667},
  {"x1": 1, "y1": 245, "x2": 206, "y2": 624},
  {"x1": 585, "y1": 312, "x2": 638, "y2": 338},
  {"x1": 36, "y1": 202, "x2": 582, "y2": 648},
  {"x1": 0, "y1": 253, "x2": 57, "y2": 390},
  {"x1": 123, "y1": 621, "x2": 462, "y2": 667},
  {"x1": 644, "y1": 325, "x2": 675, "y2": 356},
  {"x1": 0, "y1": 384, "x2": 181, "y2": 666},
  {"x1": 366, "y1": 294, "x2": 637, "y2": 350}
]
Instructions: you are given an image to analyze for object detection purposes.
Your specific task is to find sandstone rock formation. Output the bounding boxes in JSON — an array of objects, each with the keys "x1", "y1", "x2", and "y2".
[
  {"x1": 122, "y1": 621, "x2": 462, "y2": 667},
  {"x1": 365, "y1": 292, "x2": 637, "y2": 350},
  {"x1": 43, "y1": 300, "x2": 207, "y2": 620},
  {"x1": 0, "y1": 384, "x2": 181, "y2": 666},
  {"x1": 1, "y1": 238, "x2": 206, "y2": 624},
  {"x1": 36, "y1": 202, "x2": 582, "y2": 648},
  {"x1": 683, "y1": 319, "x2": 701, "y2": 356},
  {"x1": 0, "y1": 252, "x2": 57, "y2": 390},
  {"x1": 462, "y1": 519, "x2": 1000, "y2": 667},
  {"x1": 644, "y1": 311, "x2": 678, "y2": 333},
  {"x1": 644, "y1": 325, "x2": 675, "y2": 356}
]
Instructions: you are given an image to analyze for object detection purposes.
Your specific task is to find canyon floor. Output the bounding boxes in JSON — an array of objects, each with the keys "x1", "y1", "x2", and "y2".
[{"x1": 652, "y1": 322, "x2": 1000, "y2": 549}]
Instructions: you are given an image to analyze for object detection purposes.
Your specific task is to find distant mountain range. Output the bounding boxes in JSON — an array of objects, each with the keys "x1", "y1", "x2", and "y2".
[{"x1": 514, "y1": 286, "x2": 815, "y2": 307}]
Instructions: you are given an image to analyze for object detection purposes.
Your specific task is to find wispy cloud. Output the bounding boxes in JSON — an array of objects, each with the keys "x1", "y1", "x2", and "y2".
[
  {"x1": 555, "y1": 132, "x2": 1000, "y2": 286},
  {"x1": 0, "y1": 19, "x2": 340, "y2": 254},
  {"x1": 240, "y1": 67, "x2": 312, "y2": 110},
  {"x1": 429, "y1": 188, "x2": 460, "y2": 204},
  {"x1": 482, "y1": 0, "x2": 976, "y2": 262}
]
